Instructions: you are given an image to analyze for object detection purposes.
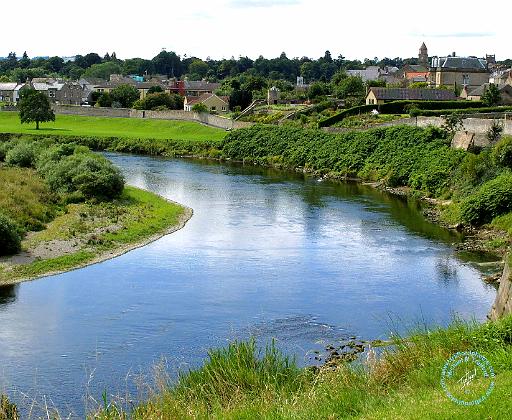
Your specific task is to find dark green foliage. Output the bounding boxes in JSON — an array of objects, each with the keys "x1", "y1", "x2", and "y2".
[
  {"x1": 109, "y1": 84, "x2": 140, "y2": 108},
  {"x1": 0, "y1": 213, "x2": 22, "y2": 256},
  {"x1": 487, "y1": 120, "x2": 504, "y2": 144},
  {"x1": 318, "y1": 104, "x2": 378, "y2": 127},
  {"x1": 97, "y1": 92, "x2": 113, "y2": 108},
  {"x1": 2, "y1": 138, "x2": 125, "y2": 201},
  {"x1": 319, "y1": 100, "x2": 490, "y2": 127},
  {"x1": 229, "y1": 89, "x2": 252, "y2": 110},
  {"x1": 147, "y1": 85, "x2": 163, "y2": 94},
  {"x1": 482, "y1": 83, "x2": 502, "y2": 106},
  {"x1": 43, "y1": 153, "x2": 124, "y2": 200},
  {"x1": 491, "y1": 136, "x2": 512, "y2": 169},
  {"x1": 412, "y1": 106, "x2": 512, "y2": 117},
  {"x1": 191, "y1": 103, "x2": 208, "y2": 113},
  {"x1": 441, "y1": 113, "x2": 463, "y2": 136},
  {"x1": 460, "y1": 172, "x2": 512, "y2": 225},
  {"x1": 18, "y1": 88, "x2": 55, "y2": 130},
  {"x1": 222, "y1": 125, "x2": 462, "y2": 196}
]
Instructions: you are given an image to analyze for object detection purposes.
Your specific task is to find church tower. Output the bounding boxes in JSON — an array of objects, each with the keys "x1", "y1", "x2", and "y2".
[{"x1": 419, "y1": 42, "x2": 428, "y2": 67}]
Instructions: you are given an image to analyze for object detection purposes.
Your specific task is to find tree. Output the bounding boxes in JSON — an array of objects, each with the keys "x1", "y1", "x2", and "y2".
[
  {"x1": 109, "y1": 84, "x2": 140, "y2": 108},
  {"x1": 83, "y1": 61, "x2": 122, "y2": 80},
  {"x1": 191, "y1": 103, "x2": 208, "y2": 113},
  {"x1": 486, "y1": 119, "x2": 504, "y2": 143},
  {"x1": 482, "y1": 83, "x2": 501, "y2": 106},
  {"x1": 441, "y1": 113, "x2": 463, "y2": 136},
  {"x1": 188, "y1": 59, "x2": 209, "y2": 79},
  {"x1": 147, "y1": 85, "x2": 163, "y2": 94},
  {"x1": 229, "y1": 89, "x2": 252, "y2": 110},
  {"x1": 96, "y1": 92, "x2": 113, "y2": 107},
  {"x1": 18, "y1": 88, "x2": 55, "y2": 130}
]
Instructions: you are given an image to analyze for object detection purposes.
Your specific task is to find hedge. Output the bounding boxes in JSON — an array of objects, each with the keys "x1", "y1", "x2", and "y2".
[
  {"x1": 411, "y1": 106, "x2": 512, "y2": 117},
  {"x1": 318, "y1": 100, "x2": 488, "y2": 127}
]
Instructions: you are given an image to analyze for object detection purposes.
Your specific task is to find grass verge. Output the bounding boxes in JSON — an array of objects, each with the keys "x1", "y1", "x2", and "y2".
[
  {"x1": 0, "y1": 185, "x2": 189, "y2": 284},
  {"x1": 92, "y1": 315, "x2": 512, "y2": 419}
]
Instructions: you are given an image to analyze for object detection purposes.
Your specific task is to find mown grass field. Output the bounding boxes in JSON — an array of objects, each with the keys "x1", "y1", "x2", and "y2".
[{"x1": 0, "y1": 111, "x2": 226, "y2": 142}]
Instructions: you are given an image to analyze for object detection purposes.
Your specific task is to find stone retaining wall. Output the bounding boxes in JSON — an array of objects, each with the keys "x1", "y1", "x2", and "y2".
[
  {"x1": 489, "y1": 260, "x2": 512, "y2": 321},
  {"x1": 50, "y1": 105, "x2": 253, "y2": 131}
]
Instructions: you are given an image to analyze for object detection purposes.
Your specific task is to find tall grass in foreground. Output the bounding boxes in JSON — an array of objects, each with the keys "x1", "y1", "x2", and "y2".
[{"x1": 91, "y1": 316, "x2": 512, "y2": 419}]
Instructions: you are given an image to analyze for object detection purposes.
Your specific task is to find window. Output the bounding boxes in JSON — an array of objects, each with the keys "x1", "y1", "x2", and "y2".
[
  {"x1": 222, "y1": 106, "x2": 226, "y2": 111},
  {"x1": 211, "y1": 106, "x2": 216, "y2": 111}
]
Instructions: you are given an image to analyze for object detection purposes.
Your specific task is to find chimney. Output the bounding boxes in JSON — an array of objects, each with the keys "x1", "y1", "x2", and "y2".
[{"x1": 452, "y1": 52, "x2": 456, "y2": 57}]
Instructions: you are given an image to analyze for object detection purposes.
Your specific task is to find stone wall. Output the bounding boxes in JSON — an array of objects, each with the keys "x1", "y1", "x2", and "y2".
[
  {"x1": 51, "y1": 105, "x2": 253, "y2": 131},
  {"x1": 489, "y1": 259, "x2": 512, "y2": 321}
]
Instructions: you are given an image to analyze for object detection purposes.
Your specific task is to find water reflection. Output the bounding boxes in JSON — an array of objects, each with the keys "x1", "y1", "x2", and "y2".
[{"x1": 0, "y1": 284, "x2": 18, "y2": 306}]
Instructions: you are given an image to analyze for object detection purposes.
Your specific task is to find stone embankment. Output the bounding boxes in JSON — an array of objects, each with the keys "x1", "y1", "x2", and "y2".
[
  {"x1": 51, "y1": 105, "x2": 253, "y2": 131},
  {"x1": 489, "y1": 259, "x2": 512, "y2": 320}
]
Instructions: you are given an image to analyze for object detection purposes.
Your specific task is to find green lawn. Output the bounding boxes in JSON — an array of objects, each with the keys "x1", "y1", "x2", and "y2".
[{"x1": 0, "y1": 111, "x2": 226, "y2": 142}]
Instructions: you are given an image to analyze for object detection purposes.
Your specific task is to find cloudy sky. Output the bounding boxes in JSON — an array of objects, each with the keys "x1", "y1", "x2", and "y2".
[{"x1": 4, "y1": 0, "x2": 508, "y2": 60}]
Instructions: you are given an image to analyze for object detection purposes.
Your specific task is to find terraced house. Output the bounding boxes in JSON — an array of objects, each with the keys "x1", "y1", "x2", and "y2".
[
  {"x1": 429, "y1": 54, "x2": 490, "y2": 89},
  {"x1": 0, "y1": 82, "x2": 27, "y2": 103},
  {"x1": 30, "y1": 79, "x2": 83, "y2": 105}
]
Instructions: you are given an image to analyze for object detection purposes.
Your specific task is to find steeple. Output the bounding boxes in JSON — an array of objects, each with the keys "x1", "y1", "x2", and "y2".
[{"x1": 419, "y1": 42, "x2": 428, "y2": 67}]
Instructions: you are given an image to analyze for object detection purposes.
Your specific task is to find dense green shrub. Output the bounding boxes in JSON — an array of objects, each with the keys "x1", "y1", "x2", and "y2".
[
  {"x1": 0, "y1": 213, "x2": 22, "y2": 256},
  {"x1": 318, "y1": 104, "x2": 377, "y2": 127},
  {"x1": 0, "y1": 140, "x2": 14, "y2": 161},
  {"x1": 44, "y1": 153, "x2": 124, "y2": 200},
  {"x1": 222, "y1": 125, "x2": 462, "y2": 196},
  {"x1": 460, "y1": 172, "x2": 512, "y2": 225},
  {"x1": 413, "y1": 106, "x2": 512, "y2": 117},
  {"x1": 491, "y1": 136, "x2": 512, "y2": 169},
  {"x1": 4, "y1": 141, "x2": 41, "y2": 167}
]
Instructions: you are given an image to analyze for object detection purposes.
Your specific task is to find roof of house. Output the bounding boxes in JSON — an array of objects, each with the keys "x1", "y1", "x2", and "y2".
[
  {"x1": 404, "y1": 64, "x2": 429, "y2": 73},
  {"x1": 368, "y1": 87, "x2": 457, "y2": 101},
  {"x1": 32, "y1": 82, "x2": 65, "y2": 91},
  {"x1": 436, "y1": 56, "x2": 487, "y2": 70},
  {"x1": 0, "y1": 83, "x2": 18, "y2": 91},
  {"x1": 184, "y1": 81, "x2": 221, "y2": 91},
  {"x1": 468, "y1": 83, "x2": 512, "y2": 97},
  {"x1": 186, "y1": 93, "x2": 229, "y2": 106},
  {"x1": 346, "y1": 67, "x2": 380, "y2": 82}
]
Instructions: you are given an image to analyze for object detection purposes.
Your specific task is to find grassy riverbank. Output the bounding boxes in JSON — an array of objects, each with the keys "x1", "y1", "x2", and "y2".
[
  {"x1": 0, "y1": 139, "x2": 190, "y2": 284},
  {"x1": 0, "y1": 111, "x2": 226, "y2": 142},
  {"x1": 89, "y1": 315, "x2": 512, "y2": 419}
]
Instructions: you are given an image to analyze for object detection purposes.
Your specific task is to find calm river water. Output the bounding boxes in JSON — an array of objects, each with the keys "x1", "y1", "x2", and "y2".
[{"x1": 0, "y1": 153, "x2": 497, "y2": 417}]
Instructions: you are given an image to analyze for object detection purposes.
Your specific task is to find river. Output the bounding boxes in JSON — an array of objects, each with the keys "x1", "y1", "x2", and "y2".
[{"x1": 0, "y1": 153, "x2": 497, "y2": 417}]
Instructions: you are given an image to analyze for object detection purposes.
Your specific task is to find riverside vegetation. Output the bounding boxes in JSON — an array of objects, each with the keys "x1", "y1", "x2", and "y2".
[
  {"x1": 0, "y1": 137, "x2": 188, "y2": 283},
  {"x1": 2, "y1": 122, "x2": 512, "y2": 418}
]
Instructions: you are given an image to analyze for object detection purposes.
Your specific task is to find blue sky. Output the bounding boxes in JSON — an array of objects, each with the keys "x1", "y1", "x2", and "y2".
[{"x1": 4, "y1": 0, "x2": 508, "y2": 60}]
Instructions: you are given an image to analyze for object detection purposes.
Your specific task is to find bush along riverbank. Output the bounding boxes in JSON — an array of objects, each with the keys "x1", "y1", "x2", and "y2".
[{"x1": 0, "y1": 137, "x2": 191, "y2": 284}]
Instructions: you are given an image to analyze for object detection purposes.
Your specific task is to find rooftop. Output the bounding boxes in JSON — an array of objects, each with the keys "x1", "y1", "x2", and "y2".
[{"x1": 369, "y1": 87, "x2": 457, "y2": 101}]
